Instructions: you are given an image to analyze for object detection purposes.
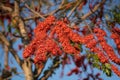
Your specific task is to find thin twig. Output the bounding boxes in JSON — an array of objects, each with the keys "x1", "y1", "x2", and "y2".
[
  {"x1": 67, "y1": 0, "x2": 82, "y2": 17},
  {"x1": 24, "y1": 15, "x2": 40, "y2": 21},
  {"x1": 4, "y1": 45, "x2": 9, "y2": 67},
  {"x1": 20, "y1": 0, "x2": 45, "y2": 19},
  {"x1": 81, "y1": 0, "x2": 106, "y2": 20},
  {"x1": 0, "y1": 32, "x2": 22, "y2": 66},
  {"x1": 23, "y1": 1, "x2": 76, "y2": 20},
  {"x1": 12, "y1": 1, "x2": 29, "y2": 45},
  {"x1": 24, "y1": 0, "x2": 106, "y2": 21},
  {"x1": 48, "y1": 0, "x2": 66, "y2": 15},
  {"x1": 0, "y1": 3, "x2": 13, "y2": 12},
  {"x1": 4, "y1": 72, "x2": 24, "y2": 80},
  {"x1": 34, "y1": 59, "x2": 48, "y2": 79},
  {"x1": 84, "y1": 21, "x2": 93, "y2": 34},
  {"x1": 84, "y1": 20, "x2": 109, "y2": 62},
  {"x1": 40, "y1": 57, "x2": 61, "y2": 80}
]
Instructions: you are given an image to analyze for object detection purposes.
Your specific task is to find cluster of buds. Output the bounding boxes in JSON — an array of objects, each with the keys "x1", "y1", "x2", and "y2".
[
  {"x1": 23, "y1": 16, "x2": 81, "y2": 64},
  {"x1": 111, "y1": 64, "x2": 120, "y2": 77},
  {"x1": 94, "y1": 28, "x2": 120, "y2": 64},
  {"x1": 82, "y1": 29, "x2": 108, "y2": 63},
  {"x1": 111, "y1": 27, "x2": 120, "y2": 54},
  {"x1": 23, "y1": 16, "x2": 120, "y2": 77},
  {"x1": 23, "y1": 16, "x2": 62, "y2": 63}
]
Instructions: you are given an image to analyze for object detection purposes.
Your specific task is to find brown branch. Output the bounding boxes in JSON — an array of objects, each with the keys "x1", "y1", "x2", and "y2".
[
  {"x1": 23, "y1": 0, "x2": 106, "y2": 21},
  {"x1": 48, "y1": 0, "x2": 66, "y2": 15},
  {"x1": 20, "y1": 0, "x2": 45, "y2": 19},
  {"x1": 0, "y1": 3, "x2": 13, "y2": 12},
  {"x1": 40, "y1": 62, "x2": 61, "y2": 80},
  {"x1": 38, "y1": 0, "x2": 42, "y2": 12},
  {"x1": 34, "y1": 56, "x2": 50, "y2": 79},
  {"x1": 23, "y1": 0, "x2": 65, "y2": 21},
  {"x1": 0, "y1": 33, "x2": 10, "y2": 46},
  {"x1": 4, "y1": 72, "x2": 24, "y2": 80},
  {"x1": 21, "y1": 58, "x2": 34, "y2": 80},
  {"x1": 81, "y1": 0, "x2": 106, "y2": 20},
  {"x1": 23, "y1": 0, "x2": 75, "y2": 20},
  {"x1": 23, "y1": 15, "x2": 40, "y2": 21},
  {"x1": 12, "y1": 2, "x2": 34, "y2": 80},
  {"x1": 12, "y1": 1, "x2": 29, "y2": 45},
  {"x1": 40, "y1": 57, "x2": 61, "y2": 80},
  {"x1": 34, "y1": 64, "x2": 44, "y2": 79},
  {"x1": 67, "y1": 0, "x2": 83, "y2": 17},
  {"x1": 24, "y1": 4, "x2": 45, "y2": 19},
  {"x1": 4, "y1": 45, "x2": 9, "y2": 67},
  {"x1": 0, "y1": 32, "x2": 22, "y2": 66},
  {"x1": 84, "y1": 21, "x2": 93, "y2": 34}
]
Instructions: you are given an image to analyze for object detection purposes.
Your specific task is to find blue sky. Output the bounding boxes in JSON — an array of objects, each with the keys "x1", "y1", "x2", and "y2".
[{"x1": 0, "y1": 0, "x2": 120, "y2": 80}]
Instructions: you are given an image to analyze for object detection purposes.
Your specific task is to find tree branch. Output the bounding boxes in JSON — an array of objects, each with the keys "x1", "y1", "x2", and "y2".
[
  {"x1": 34, "y1": 56, "x2": 50, "y2": 79},
  {"x1": 12, "y1": 2, "x2": 34, "y2": 80},
  {"x1": 4, "y1": 72, "x2": 24, "y2": 80},
  {"x1": 12, "y1": 1, "x2": 29, "y2": 45},
  {"x1": 0, "y1": 32, "x2": 22, "y2": 66},
  {"x1": 0, "y1": 3, "x2": 13, "y2": 12},
  {"x1": 40, "y1": 57, "x2": 61, "y2": 80},
  {"x1": 67, "y1": 0, "x2": 83, "y2": 17},
  {"x1": 81, "y1": 0, "x2": 106, "y2": 20},
  {"x1": 4, "y1": 45, "x2": 9, "y2": 67},
  {"x1": 23, "y1": 0, "x2": 106, "y2": 21},
  {"x1": 34, "y1": 64, "x2": 44, "y2": 79},
  {"x1": 20, "y1": 0, "x2": 45, "y2": 19},
  {"x1": 23, "y1": 0, "x2": 75, "y2": 20}
]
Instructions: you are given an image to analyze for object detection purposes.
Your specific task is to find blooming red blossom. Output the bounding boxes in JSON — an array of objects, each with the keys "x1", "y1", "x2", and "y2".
[
  {"x1": 94, "y1": 28, "x2": 120, "y2": 64},
  {"x1": 111, "y1": 32, "x2": 120, "y2": 54},
  {"x1": 23, "y1": 16, "x2": 120, "y2": 77},
  {"x1": 111, "y1": 64, "x2": 120, "y2": 77},
  {"x1": 23, "y1": 16, "x2": 81, "y2": 64}
]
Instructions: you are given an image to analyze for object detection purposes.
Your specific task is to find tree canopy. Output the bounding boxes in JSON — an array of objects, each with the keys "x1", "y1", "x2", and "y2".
[{"x1": 0, "y1": 0, "x2": 120, "y2": 80}]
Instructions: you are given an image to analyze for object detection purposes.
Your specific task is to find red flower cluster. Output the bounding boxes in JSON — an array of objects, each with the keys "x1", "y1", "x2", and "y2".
[
  {"x1": 23, "y1": 16, "x2": 82, "y2": 64},
  {"x1": 23, "y1": 16, "x2": 62, "y2": 63},
  {"x1": 111, "y1": 27, "x2": 120, "y2": 54},
  {"x1": 50, "y1": 20, "x2": 82, "y2": 55},
  {"x1": 23, "y1": 16, "x2": 120, "y2": 77},
  {"x1": 82, "y1": 32, "x2": 108, "y2": 63},
  {"x1": 94, "y1": 28, "x2": 120, "y2": 64},
  {"x1": 112, "y1": 27, "x2": 120, "y2": 35},
  {"x1": 94, "y1": 28, "x2": 106, "y2": 36},
  {"x1": 81, "y1": 34, "x2": 94, "y2": 44},
  {"x1": 111, "y1": 64, "x2": 120, "y2": 77}
]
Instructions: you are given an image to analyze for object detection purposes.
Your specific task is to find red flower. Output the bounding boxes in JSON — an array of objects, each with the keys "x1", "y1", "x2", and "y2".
[
  {"x1": 111, "y1": 64, "x2": 120, "y2": 77},
  {"x1": 23, "y1": 15, "x2": 120, "y2": 78}
]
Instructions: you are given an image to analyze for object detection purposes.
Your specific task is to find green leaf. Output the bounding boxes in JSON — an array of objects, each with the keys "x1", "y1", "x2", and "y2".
[
  {"x1": 105, "y1": 63, "x2": 111, "y2": 69},
  {"x1": 14, "y1": 29, "x2": 20, "y2": 34},
  {"x1": 7, "y1": 25, "x2": 11, "y2": 32},
  {"x1": 105, "y1": 69, "x2": 112, "y2": 77},
  {"x1": 93, "y1": 55, "x2": 99, "y2": 61},
  {"x1": 78, "y1": 44, "x2": 83, "y2": 52},
  {"x1": 87, "y1": 53, "x2": 91, "y2": 59},
  {"x1": 102, "y1": 64, "x2": 112, "y2": 77},
  {"x1": 93, "y1": 63, "x2": 100, "y2": 69}
]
